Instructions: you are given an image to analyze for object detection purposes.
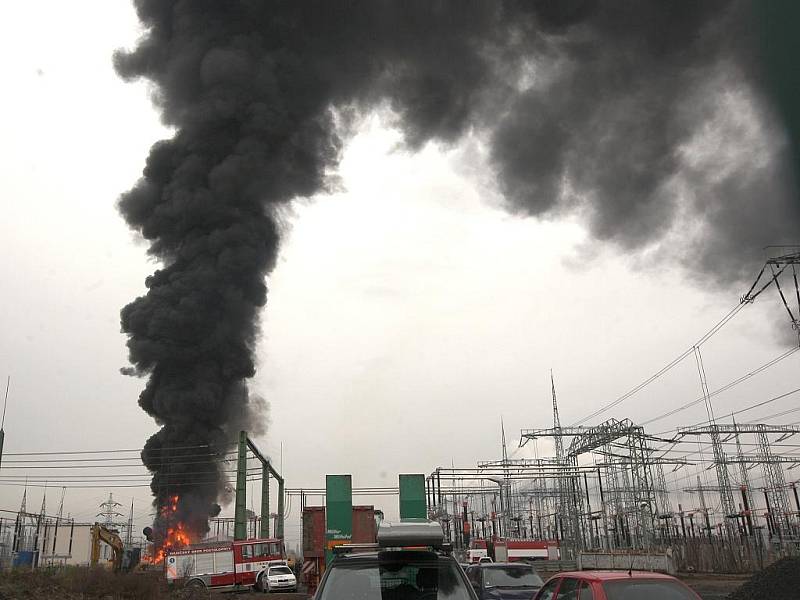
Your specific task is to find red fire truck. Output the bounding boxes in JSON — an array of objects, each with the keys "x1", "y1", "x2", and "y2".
[
  {"x1": 165, "y1": 537, "x2": 286, "y2": 591},
  {"x1": 500, "y1": 539, "x2": 559, "y2": 561},
  {"x1": 467, "y1": 539, "x2": 489, "y2": 563},
  {"x1": 468, "y1": 539, "x2": 559, "y2": 563}
]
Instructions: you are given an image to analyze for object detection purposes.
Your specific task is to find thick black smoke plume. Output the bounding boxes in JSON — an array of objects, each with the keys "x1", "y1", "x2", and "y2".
[{"x1": 116, "y1": 1, "x2": 798, "y2": 540}]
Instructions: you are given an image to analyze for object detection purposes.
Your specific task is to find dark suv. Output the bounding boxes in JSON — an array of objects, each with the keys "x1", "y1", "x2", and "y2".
[
  {"x1": 465, "y1": 562, "x2": 544, "y2": 600},
  {"x1": 315, "y1": 520, "x2": 477, "y2": 600},
  {"x1": 316, "y1": 549, "x2": 477, "y2": 600}
]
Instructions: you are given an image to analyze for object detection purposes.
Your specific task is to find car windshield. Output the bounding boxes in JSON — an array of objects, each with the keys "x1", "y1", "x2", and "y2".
[
  {"x1": 270, "y1": 566, "x2": 293, "y2": 576},
  {"x1": 603, "y1": 579, "x2": 696, "y2": 600},
  {"x1": 318, "y1": 551, "x2": 473, "y2": 600},
  {"x1": 483, "y1": 566, "x2": 543, "y2": 588}
]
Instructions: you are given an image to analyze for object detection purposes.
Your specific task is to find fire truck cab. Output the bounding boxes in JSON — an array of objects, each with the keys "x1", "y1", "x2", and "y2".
[
  {"x1": 165, "y1": 537, "x2": 286, "y2": 591},
  {"x1": 468, "y1": 539, "x2": 489, "y2": 564}
]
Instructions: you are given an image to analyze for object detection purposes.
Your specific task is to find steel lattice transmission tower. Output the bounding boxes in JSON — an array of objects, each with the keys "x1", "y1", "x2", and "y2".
[
  {"x1": 550, "y1": 373, "x2": 581, "y2": 557},
  {"x1": 692, "y1": 347, "x2": 738, "y2": 538},
  {"x1": 755, "y1": 424, "x2": 794, "y2": 536},
  {"x1": 97, "y1": 493, "x2": 125, "y2": 531},
  {"x1": 742, "y1": 248, "x2": 800, "y2": 339},
  {"x1": 519, "y1": 374, "x2": 583, "y2": 556},
  {"x1": 732, "y1": 419, "x2": 755, "y2": 535},
  {"x1": 678, "y1": 422, "x2": 800, "y2": 538}
]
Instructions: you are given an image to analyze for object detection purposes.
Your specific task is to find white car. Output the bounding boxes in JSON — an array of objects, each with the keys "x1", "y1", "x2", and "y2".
[{"x1": 263, "y1": 564, "x2": 297, "y2": 593}]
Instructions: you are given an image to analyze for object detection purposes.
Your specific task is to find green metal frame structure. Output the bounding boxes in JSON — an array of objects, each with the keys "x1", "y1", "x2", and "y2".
[{"x1": 234, "y1": 430, "x2": 285, "y2": 541}]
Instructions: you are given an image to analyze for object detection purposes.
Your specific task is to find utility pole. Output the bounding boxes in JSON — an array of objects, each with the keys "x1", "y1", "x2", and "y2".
[
  {"x1": 56, "y1": 488, "x2": 65, "y2": 521},
  {"x1": 500, "y1": 418, "x2": 510, "y2": 538},
  {"x1": 692, "y1": 347, "x2": 737, "y2": 538},
  {"x1": 51, "y1": 487, "x2": 66, "y2": 557},
  {"x1": 696, "y1": 475, "x2": 712, "y2": 536},
  {"x1": 733, "y1": 418, "x2": 754, "y2": 536},
  {"x1": 13, "y1": 485, "x2": 27, "y2": 553},
  {"x1": 597, "y1": 468, "x2": 609, "y2": 550},
  {"x1": 126, "y1": 499, "x2": 134, "y2": 546},
  {"x1": 234, "y1": 431, "x2": 248, "y2": 540},
  {"x1": 550, "y1": 372, "x2": 579, "y2": 557},
  {"x1": 34, "y1": 486, "x2": 46, "y2": 558},
  {"x1": 755, "y1": 424, "x2": 793, "y2": 538}
]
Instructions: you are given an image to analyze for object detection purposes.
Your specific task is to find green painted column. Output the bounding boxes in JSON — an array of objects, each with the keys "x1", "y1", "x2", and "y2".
[
  {"x1": 277, "y1": 477, "x2": 285, "y2": 539},
  {"x1": 399, "y1": 474, "x2": 427, "y2": 519},
  {"x1": 325, "y1": 475, "x2": 352, "y2": 563},
  {"x1": 234, "y1": 430, "x2": 248, "y2": 540},
  {"x1": 260, "y1": 463, "x2": 270, "y2": 538}
]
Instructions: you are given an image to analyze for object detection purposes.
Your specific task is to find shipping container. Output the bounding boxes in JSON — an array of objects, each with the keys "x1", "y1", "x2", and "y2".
[
  {"x1": 302, "y1": 507, "x2": 327, "y2": 595},
  {"x1": 351, "y1": 506, "x2": 377, "y2": 544},
  {"x1": 302, "y1": 504, "x2": 379, "y2": 595},
  {"x1": 303, "y1": 505, "x2": 378, "y2": 553},
  {"x1": 302, "y1": 507, "x2": 326, "y2": 558}
]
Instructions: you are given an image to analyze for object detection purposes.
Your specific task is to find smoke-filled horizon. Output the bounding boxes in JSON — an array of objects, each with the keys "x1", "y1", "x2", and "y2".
[{"x1": 114, "y1": 0, "x2": 798, "y2": 542}]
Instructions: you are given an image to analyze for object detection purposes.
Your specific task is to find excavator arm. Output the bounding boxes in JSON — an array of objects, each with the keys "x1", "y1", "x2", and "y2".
[{"x1": 90, "y1": 524, "x2": 124, "y2": 571}]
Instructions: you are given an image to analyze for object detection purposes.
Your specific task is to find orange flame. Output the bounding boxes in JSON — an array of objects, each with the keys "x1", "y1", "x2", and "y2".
[{"x1": 148, "y1": 495, "x2": 196, "y2": 564}]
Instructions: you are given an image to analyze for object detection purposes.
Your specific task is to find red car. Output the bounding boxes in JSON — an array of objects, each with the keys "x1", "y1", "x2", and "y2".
[{"x1": 533, "y1": 571, "x2": 702, "y2": 600}]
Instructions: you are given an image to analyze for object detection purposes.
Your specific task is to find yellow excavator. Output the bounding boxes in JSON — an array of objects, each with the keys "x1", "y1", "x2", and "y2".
[{"x1": 89, "y1": 524, "x2": 128, "y2": 571}]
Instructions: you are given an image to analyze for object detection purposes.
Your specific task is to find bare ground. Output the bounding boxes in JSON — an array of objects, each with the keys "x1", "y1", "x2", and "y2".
[
  {"x1": 677, "y1": 573, "x2": 751, "y2": 600},
  {"x1": 210, "y1": 594, "x2": 308, "y2": 599},
  {"x1": 0, "y1": 567, "x2": 761, "y2": 600}
]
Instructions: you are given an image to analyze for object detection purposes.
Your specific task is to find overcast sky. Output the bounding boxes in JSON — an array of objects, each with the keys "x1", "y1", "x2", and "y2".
[{"x1": 1, "y1": 2, "x2": 798, "y2": 549}]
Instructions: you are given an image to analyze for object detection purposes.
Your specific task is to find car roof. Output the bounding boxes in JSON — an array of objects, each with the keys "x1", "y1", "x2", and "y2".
[
  {"x1": 471, "y1": 562, "x2": 536, "y2": 568},
  {"x1": 334, "y1": 551, "x2": 380, "y2": 560},
  {"x1": 232, "y1": 538, "x2": 281, "y2": 546},
  {"x1": 551, "y1": 571, "x2": 678, "y2": 581},
  {"x1": 333, "y1": 550, "x2": 455, "y2": 561}
]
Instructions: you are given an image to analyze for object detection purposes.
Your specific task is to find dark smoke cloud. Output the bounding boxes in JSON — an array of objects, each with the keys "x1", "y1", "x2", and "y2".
[
  {"x1": 491, "y1": 1, "x2": 798, "y2": 285},
  {"x1": 116, "y1": 0, "x2": 798, "y2": 536}
]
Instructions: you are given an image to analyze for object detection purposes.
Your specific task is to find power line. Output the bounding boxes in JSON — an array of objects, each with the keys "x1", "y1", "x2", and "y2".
[
  {"x1": 0, "y1": 456, "x2": 239, "y2": 468},
  {"x1": 0, "y1": 477, "x2": 268, "y2": 490},
  {"x1": 652, "y1": 387, "x2": 800, "y2": 438},
  {"x1": 744, "y1": 403, "x2": 800, "y2": 424},
  {"x1": 0, "y1": 478, "x2": 237, "y2": 485},
  {"x1": 1, "y1": 454, "x2": 224, "y2": 464},
  {"x1": 2, "y1": 444, "x2": 221, "y2": 456},
  {"x1": 640, "y1": 346, "x2": 800, "y2": 427},
  {"x1": 0, "y1": 467, "x2": 266, "y2": 483},
  {"x1": 571, "y1": 302, "x2": 746, "y2": 426},
  {"x1": 0, "y1": 467, "x2": 265, "y2": 480}
]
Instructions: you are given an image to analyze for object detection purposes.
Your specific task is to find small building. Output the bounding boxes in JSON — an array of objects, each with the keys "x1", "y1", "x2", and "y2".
[
  {"x1": 0, "y1": 518, "x2": 121, "y2": 568},
  {"x1": 39, "y1": 522, "x2": 118, "y2": 567}
]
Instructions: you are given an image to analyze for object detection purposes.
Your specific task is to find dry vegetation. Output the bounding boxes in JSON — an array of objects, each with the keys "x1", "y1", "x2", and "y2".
[{"x1": 0, "y1": 567, "x2": 208, "y2": 600}]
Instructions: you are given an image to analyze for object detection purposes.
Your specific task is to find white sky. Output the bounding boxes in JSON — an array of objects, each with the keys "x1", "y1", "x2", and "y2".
[{"x1": 0, "y1": 2, "x2": 797, "y2": 550}]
